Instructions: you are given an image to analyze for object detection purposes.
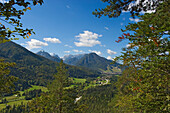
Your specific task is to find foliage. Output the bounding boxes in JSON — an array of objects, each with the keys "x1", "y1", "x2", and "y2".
[
  {"x1": 0, "y1": 59, "x2": 18, "y2": 98},
  {"x1": 0, "y1": 0, "x2": 43, "y2": 42},
  {"x1": 0, "y1": 102, "x2": 30, "y2": 113},
  {"x1": 93, "y1": 0, "x2": 164, "y2": 18},
  {"x1": 75, "y1": 53, "x2": 121, "y2": 72},
  {"x1": 28, "y1": 61, "x2": 79, "y2": 113},
  {"x1": 0, "y1": 41, "x2": 101, "y2": 90},
  {"x1": 77, "y1": 75, "x2": 118, "y2": 113},
  {"x1": 78, "y1": 84, "x2": 116, "y2": 113},
  {"x1": 109, "y1": 1, "x2": 169, "y2": 112},
  {"x1": 23, "y1": 89, "x2": 42, "y2": 100}
]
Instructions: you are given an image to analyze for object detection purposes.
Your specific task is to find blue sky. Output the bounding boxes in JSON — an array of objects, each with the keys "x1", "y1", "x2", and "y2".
[{"x1": 6, "y1": 0, "x2": 140, "y2": 59}]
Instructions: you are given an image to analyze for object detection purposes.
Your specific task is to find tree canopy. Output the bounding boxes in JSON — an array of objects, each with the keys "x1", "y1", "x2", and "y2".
[
  {"x1": 93, "y1": 0, "x2": 165, "y2": 18},
  {"x1": 99, "y1": 0, "x2": 169, "y2": 112},
  {"x1": 0, "y1": 59, "x2": 18, "y2": 98},
  {"x1": 0, "y1": 0, "x2": 43, "y2": 42}
]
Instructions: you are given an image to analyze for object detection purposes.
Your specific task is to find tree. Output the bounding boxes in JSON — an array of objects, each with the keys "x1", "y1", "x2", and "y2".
[
  {"x1": 0, "y1": 0, "x2": 43, "y2": 100},
  {"x1": 93, "y1": 0, "x2": 165, "y2": 18},
  {"x1": 0, "y1": 59, "x2": 18, "y2": 98},
  {"x1": 0, "y1": 0, "x2": 43, "y2": 42},
  {"x1": 29, "y1": 60, "x2": 78, "y2": 113},
  {"x1": 93, "y1": 0, "x2": 169, "y2": 112},
  {"x1": 100, "y1": 1, "x2": 169, "y2": 112}
]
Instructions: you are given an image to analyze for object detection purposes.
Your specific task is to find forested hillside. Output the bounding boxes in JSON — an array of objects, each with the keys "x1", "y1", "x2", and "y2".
[
  {"x1": 63, "y1": 53, "x2": 122, "y2": 73},
  {"x1": 0, "y1": 41, "x2": 100, "y2": 90},
  {"x1": 0, "y1": 0, "x2": 169, "y2": 112}
]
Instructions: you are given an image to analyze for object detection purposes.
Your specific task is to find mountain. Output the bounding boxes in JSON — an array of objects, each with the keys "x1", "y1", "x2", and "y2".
[
  {"x1": 63, "y1": 53, "x2": 122, "y2": 74},
  {"x1": 76, "y1": 53, "x2": 120, "y2": 71},
  {"x1": 63, "y1": 54, "x2": 85, "y2": 65},
  {"x1": 37, "y1": 50, "x2": 61, "y2": 62},
  {"x1": 0, "y1": 41, "x2": 100, "y2": 90}
]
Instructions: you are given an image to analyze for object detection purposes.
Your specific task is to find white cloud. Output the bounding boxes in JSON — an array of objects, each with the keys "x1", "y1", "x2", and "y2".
[
  {"x1": 107, "y1": 56, "x2": 112, "y2": 60},
  {"x1": 0, "y1": 0, "x2": 9, "y2": 3},
  {"x1": 64, "y1": 44, "x2": 72, "y2": 48},
  {"x1": 73, "y1": 49, "x2": 83, "y2": 53},
  {"x1": 129, "y1": 18, "x2": 140, "y2": 22},
  {"x1": 64, "y1": 51, "x2": 70, "y2": 53},
  {"x1": 89, "y1": 50, "x2": 102, "y2": 55},
  {"x1": 122, "y1": 0, "x2": 156, "y2": 14},
  {"x1": 120, "y1": 23, "x2": 124, "y2": 26},
  {"x1": 123, "y1": 18, "x2": 126, "y2": 20},
  {"x1": 66, "y1": 5, "x2": 70, "y2": 8},
  {"x1": 122, "y1": 10, "x2": 129, "y2": 13},
  {"x1": 165, "y1": 51, "x2": 169, "y2": 55},
  {"x1": 25, "y1": 39, "x2": 48, "y2": 50},
  {"x1": 104, "y1": 27, "x2": 109, "y2": 30},
  {"x1": 43, "y1": 38, "x2": 61, "y2": 43},
  {"x1": 49, "y1": 53, "x2": 55, "y2": 56},
  {"x1": 100, "y1": 44, "x2": 106, "y2": 47},
  {"x1": 74, "y1": 31, "x2": 102, "y2": 47},
  {"x1": 141, "y1": 10, "x2": 155, "y2": 14},
  {"x1": 107, "y1": 49, "x2": 117, "y2": 55},
  {"x1": 126, "y1": 44, "x2": 131, "y2": 48}
]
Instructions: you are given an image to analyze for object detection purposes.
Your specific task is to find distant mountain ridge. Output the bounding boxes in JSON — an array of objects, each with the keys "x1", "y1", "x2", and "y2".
[
  {"x1": 63, "y1": 54, "x2": 85, "y2": 65},
  {"x1": 0, "y1": 41, "x2": 101, "y2": 89},
  {"x1": 63, "y1": 53, "x2": 122, "y2": 74},
  {"x1": 36, "y1": 50, "x2": 61, "y2": 62},
  {"x1": 35, "y1": 49, "x2": 122, "y2": 74}
]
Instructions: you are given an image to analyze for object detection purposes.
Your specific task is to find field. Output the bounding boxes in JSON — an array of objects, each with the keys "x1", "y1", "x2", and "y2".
[
  {"x1": 0, "y1": 78, "x2": 109, "y2": 110},
  {"x1": 69, "y1": 77, "x2": 86, "y2": 83},
  {"x1": 0, "y1": 85, "x2": 47, "y2": 110},
  {"x1": 25, "y1": 85, "x2": 48, "y2": 92},
  {"x1": 72, "y1": 78, "x2": 86, "y2": 83}
]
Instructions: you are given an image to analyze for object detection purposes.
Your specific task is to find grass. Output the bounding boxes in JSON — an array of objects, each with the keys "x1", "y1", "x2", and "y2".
[
  {"x1": 26, "y1": 85, "x2": 48, "y2": 92},
  {"x1": 70, "y1": 77, "x2": 86, "y2": 83},
  {"x1": 0, "y1": 99, "x2": 31, "y2": 110},
  {"x1": 0, "y1": 85, "x2": 48, "y2": 110}
]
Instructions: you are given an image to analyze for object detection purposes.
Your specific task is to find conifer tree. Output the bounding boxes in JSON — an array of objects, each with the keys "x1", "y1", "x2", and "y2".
[
  {"x1": 29, "y1": 61, "x2": 78, "y2": 113},
  {"x1": 103, "y1": 1, "x2": 169, "y2": 112}
]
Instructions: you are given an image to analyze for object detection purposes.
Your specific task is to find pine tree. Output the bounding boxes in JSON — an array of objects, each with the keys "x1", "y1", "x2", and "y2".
[
  {"x1": 110, "y1": 1, "x2": 169, "y2": 112},
  {"x1": 29, "y1": 60, "x2": 78, "y2": 113}
]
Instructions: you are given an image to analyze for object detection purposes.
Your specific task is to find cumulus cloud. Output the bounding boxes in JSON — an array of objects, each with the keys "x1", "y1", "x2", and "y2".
[
  {"x1": 104, "y1": 27, "x2": 109, "y2": 30},
  {"x1": 49, "y1": 53, "x2": 55, "y2": 56},
  {"x1": 107, "y1": 49, "x2": 117, "y2": 55},
  {"x1": 89, "y1": 50, "x2": 102, "y2": 55},
  {"x1": 100, "y1": 44, "x2": 106, "y2": 47},
  {"x1": 25, "y1": 39, "x2": 48, "y2": 50},
  {"x1": 129, "y1": 18, "x2": 140, "y2": 22},
  {"x1": 43, "y1": 38, "x2": 61, "y2": 43},
  {"x1": 64, "y1": 51, "x2": 70, "y2": 53},
  {"x1": 73, "y1": 49, "x2": 83, "y2": 53},
  {"x1": 74, "y1": 31, "x2": 102, "y2": 47},
  {"x1": 64, "y1": 44, "x2": 72, "y2": 48},
  {"x1": 107, "y1": 56, "x2": 112, "y2": 60}
]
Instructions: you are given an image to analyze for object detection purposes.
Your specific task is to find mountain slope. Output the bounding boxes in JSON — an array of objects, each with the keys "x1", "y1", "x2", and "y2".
[
  {"x1": 76, "y1": 53, "x2": 120, "y2": 71},
  {"x1": 63, "y1": 54, "x2": 85, "y2": 65},
  {"x1": 0, "y1": 41, "x2": 100, "y2": 89},
  {"x1": 37, "y1": 50, "x2": 61, "y2": 62},
  {"x1": 63, "y1": 53, "x2": 121, "y2": 74}
]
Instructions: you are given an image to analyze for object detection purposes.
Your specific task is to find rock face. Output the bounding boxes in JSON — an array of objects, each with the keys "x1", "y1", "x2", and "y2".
[{"x1": 36, "y1": 50, "x2": 61, "y2": 62}]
